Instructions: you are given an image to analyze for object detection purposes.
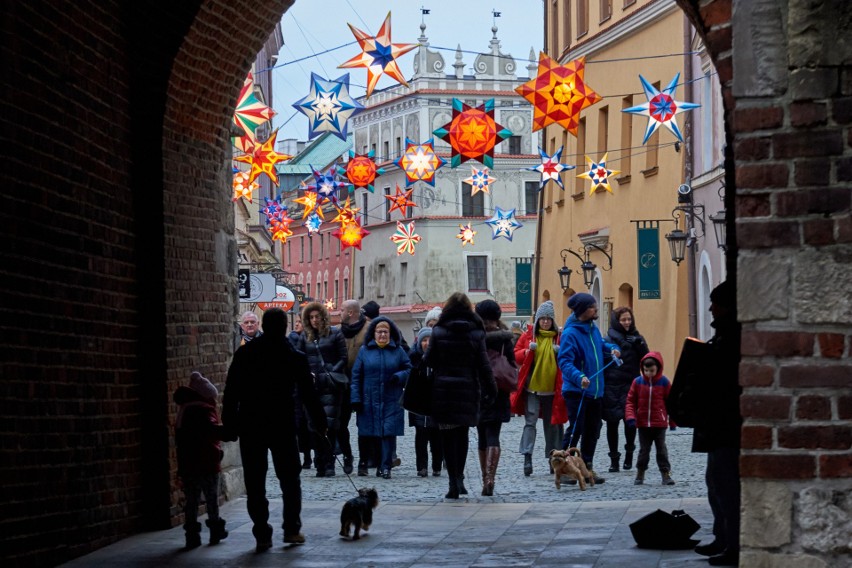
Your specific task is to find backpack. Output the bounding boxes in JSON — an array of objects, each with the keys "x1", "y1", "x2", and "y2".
[{"x1": 487, "y1": 348, "x2": 518, "y2": 393}]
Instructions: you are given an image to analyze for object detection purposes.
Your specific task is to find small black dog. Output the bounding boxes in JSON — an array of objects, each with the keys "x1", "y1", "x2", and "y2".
[{"x1": 339, "y1": 487, "x2": 380, "y2": 540}]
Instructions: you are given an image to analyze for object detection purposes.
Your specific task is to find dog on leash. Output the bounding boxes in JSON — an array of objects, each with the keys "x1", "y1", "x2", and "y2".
[
  {"x1": 339, "y1": 487, "x2": 380, "y2": 540},
  {"x1": 549, "y1": 448, "x2": 593, "y2": 490}
]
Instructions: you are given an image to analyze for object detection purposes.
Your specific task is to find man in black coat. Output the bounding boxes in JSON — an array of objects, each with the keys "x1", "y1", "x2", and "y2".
[{"x1": 223, "y1": 308, "x2": 326, "y2": 551}]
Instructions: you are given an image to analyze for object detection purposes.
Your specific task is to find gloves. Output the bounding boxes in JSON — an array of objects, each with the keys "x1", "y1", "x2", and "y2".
[
  {"x1": 528, "y1": 342, "x2": 537, "y2": 351},
  {"x1": 351, "y1": 402, "x2": 364, "y2": 413},
  {"x1": 625, "y1": 419, "x2": 636, "y2": 428}
]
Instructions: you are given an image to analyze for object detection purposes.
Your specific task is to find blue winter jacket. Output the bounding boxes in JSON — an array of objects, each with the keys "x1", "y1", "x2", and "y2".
[
  {"x1": 558, "y1": 314, "x2": 618, "y2": 399},
  {"x1": 350, "y1": 317, "x2": 412, "y2": 437}
]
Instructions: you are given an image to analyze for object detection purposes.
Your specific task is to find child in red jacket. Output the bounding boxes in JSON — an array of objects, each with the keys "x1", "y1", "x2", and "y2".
[
  {"x1": 174, "y1": 371, "x2": 229, "y2": 549},
  {"x1": 625, "y1": 352, "x2": 677, "y2": 486}
]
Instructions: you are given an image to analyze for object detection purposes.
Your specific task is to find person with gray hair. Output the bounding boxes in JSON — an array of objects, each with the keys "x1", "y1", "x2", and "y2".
[{"x1": 239, "y1": 311, "x2": 262, "y2": 346}]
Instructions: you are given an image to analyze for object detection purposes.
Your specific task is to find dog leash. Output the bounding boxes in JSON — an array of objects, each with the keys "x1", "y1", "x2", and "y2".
[
  {"x1": 566, "y1": 357, "x2": 621, "y2": 446},
  {"x1": 323, "y1": 434, "x2": 361, "y2": 494}
]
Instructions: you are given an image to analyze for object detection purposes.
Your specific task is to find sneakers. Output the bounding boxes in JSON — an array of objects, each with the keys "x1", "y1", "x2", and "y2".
[
  {"x1": 432, "y1": 469, "x2": 442, "y2": 477},
  {"x1": 661, "y1": 471, "x2": 676, "y2": 485},
  {"x1": 254, "y1": 523, "x2": 273, "y2": 553},
  {"x1": 283, "y1": 533, "x2": 306, "y2": 545},
  {"x1": 417, "y1": 468, "x2": 428, "y2": 477},
  {"x1": 381, "y1": 469, "x2": 391, "y2": 479}
]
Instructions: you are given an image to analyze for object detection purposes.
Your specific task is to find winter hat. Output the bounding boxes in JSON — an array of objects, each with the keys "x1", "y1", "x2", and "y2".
[
  {"x1": 189, "y1": 371, "x2": 218, "y2": 401},
  {"x1": 417, "y1": 327, "x2": 433, "y2": 343},
  {"x1": 567, "y1": 292, "x2": 597, "y2": 316},
  {"x1": 424, "y1": 306, "x2": 443, "y2": 326},
  {"x1": 362, "y1": 300, "x2": 381, "y2": 319},
  {"x1": 534, "y1": 301, "x2": 556, "y2": 324},
  {"x1": 475, "y1": 299, "x2": 502, "y2": 322},
  {"x1": 710, "y1": 280, "x2": 736, "y2": 309}
]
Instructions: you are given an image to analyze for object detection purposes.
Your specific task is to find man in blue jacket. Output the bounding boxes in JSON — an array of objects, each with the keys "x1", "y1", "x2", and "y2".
[{"x1": 557, "y1": 293, "x2": 621, "y2": 484}]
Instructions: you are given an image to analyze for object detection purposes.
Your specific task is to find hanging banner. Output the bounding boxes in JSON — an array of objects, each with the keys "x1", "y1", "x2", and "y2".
[
  {"x1": 515, "y1": 258, "x2": 532, "y2": 316},
  {"x1": 637, "y1": 226, "x2": 661, "y2": 299}
]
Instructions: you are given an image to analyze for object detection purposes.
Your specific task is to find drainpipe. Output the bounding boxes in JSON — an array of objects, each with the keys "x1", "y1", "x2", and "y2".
[{"x1": 683, "y1": 14, "x2": 697, "y2": 338}]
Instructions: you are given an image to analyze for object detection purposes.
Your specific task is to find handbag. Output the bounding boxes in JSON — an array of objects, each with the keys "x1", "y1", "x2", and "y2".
[
  {"x1": 313, "y1": 339, "x2": 348, "y2": 387},
  {"x1": 487, "y1": 348, "x2": 518, "y2": 393},
  {"x1": 402, "y1": 364, "x2": 433, "y2": 416},
  {"x1": 629, "y1": 509, "x2": 700, "y2": 549},
  {"x1": 667, "y1": 337, "x2": 714, "y2": 428}
]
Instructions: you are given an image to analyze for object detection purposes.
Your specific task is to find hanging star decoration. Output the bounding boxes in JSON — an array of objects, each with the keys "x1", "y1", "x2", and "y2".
[
  {"x1": 515, "y1": 53, "x2": 601, "y2": 136},
  {"x1": 577, "y1": 153, "x2": 621, "y2": 195},
  {"x1": 622, "y1": 73, "x2": 700, "y2": 143},
  {"x1": 433, "y1": 98, "x2": 512, "y2": 168},
  {"x1": 262, "y1": 196, "x2": 288, "y2": 223},
  {"x1": 463, "y1": 166, "x2": 497, "y2": 196},
  {"x1": 332, "y1": 217, "x2": 370, "y2": 250},
  {"x1": 390, "y1": 220, "x2": 422, "y2": 256},
  {"x1": 294, "y1": 190, "x2": 322, "y2": 218},
  {"x1": 292, "y1": 72, "x2": 363, "y2": 141},
  {"x1": 306, "y1": 166, "x2": 347, "y2": 204},
  {"x1": 528, "y1": 146, "x2": 575, "y2": 191},
  {"x1": 304, "y1": 212, "x2": 323, "y2": 234},
  {"x1": 338, "y1": 11, "x2": 418, "y2": 98},
  {"x1": 343, "y1": 150, "x2": 384, "y2": 192},
  {"x1": 385, "y1": 184, "x2": 417, "y2": 216},
  {"x1": 456, "y1": 223, "x2": 477, "y2": 247},
  {"x1": 232, "y1": 134, "x2": 255, "y2": 155},
  {"x1": 325, "y1": 299, "x2": 335, "y2": 310},
  {"x1": 233, "y1": 129, "x2": 292, "y2": 185},
  {"x1": 395, "y1": 138, "x2": 445, "y2": 186},
  {"x1": 232, "y1": 170, "x2": 259, "y2": 202},
  {"x1": 233, "y1": 72, "x2": 277, "y2": 141},
  {"x1": 485, "y1": 207, "x2": 524, "y2": 241},
  {"x1": 268, "y1": 217, "x2": 294, "y2": 243},
  {"x1": 330, "y1": 196, "x2": 360, "y2": 227}
]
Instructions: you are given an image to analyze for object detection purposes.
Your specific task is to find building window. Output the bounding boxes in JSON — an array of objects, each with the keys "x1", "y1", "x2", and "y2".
[
  {"x1": 598, "y1": 105, "x2": 609, "y2": 155},
  {"x1": 287, "y1": 240, "x2": 291, "y2": 265},
  {"x1": 577, "y1": 0, "x2": 589, "y2": 37},
  {"x1": 563, "y1": 0, "x2": 572, "y2": 47},
  {"x1": 358, "y1": 266, "x2": 365, "y2": 299},
  {"x1": 383, "y1": 141, "x2": 389, "y2": 161},
  {"x1": 575, "y1": 117, "x2": 586, "y2": 195},
  {"x1": 334, "y1": 279, "x2": 339, "y2": 305},
  {"x1": 306, "y1": 282, "x2": 311, "y2": 298},
  {"x1": 395, "y1": 137, "x2": 401, "y2": 156},
  {"x1": 383, "y1": 187, "x2": 392, "y2": 221},
  {"x1": 371, "y1": 143, "x2": 376, "y2": 155},
  {"x1": 508, "y1": 135, "x2": 521, "y2": 154},
  {"x1": 600, "y1": 0, "x2": 612, "y2": 22},
  {"x1": 550, "y1": 0, "x2": 559, "y2": 55},
  {"x1": 308, "y1": 236, "x2": 313, "y2": 260},
  {"x1": 300, "y1": 237, "x2": 304, "y2": 262},
  {"x1": 377, "y1": 264, "x2": 386, "y2": 297},
  {"x1": 319, "y1": 232, "x2": 324, "y2": 258},
  {"x1": 344, "y1": 277, "x2": 349, "y2": 300},
  {"x1": 323, "y1": 281, "x2": 328, "y2": 302},
  {"x1": 399, "y1": 262, "x2": 407, "y2": 296},
  {"x1": 362, "y1": 193, "x2": 369, "y2": 226},
  {"x1": 525, "y1": 181, "x2": 539, "y2": 215},
  {"x1": 466, "y1": 255, "x2": 489, "y2": 292},
  {"x1": 461, "y1": 182, "x2": 485, "y2": 216},
  {"x1": 621, "y1": 95, "x2": 633, "y2": 175},
  {"x1": 336, "y1": 233, "x2": 341, "y2": 256}
]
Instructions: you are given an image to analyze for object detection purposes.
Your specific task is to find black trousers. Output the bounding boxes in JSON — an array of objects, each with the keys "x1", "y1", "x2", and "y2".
[
  {"x1": 635, "y1": 427, "x2": 671, "y2": 472},
  {"x1": 562, "y1": 393, "x2": 603, "y2": 464},
  {"x1": 414, "y1": 426, "x2": 444, "y2": 472},
  {"x1": 440, "y1": 426, "x2": 469, "y2": 481},
  {"x1": 239, "y1": 431, "x2": 302, "y2": 537}
]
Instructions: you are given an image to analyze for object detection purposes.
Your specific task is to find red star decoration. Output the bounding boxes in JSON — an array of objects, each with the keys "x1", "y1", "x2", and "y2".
[
  {"x1": 433, "y1": 99, "x2": 512, "y2": 168},
  {"x1": 233, "y1": 129, "x2": 292, "y2": 185},
  {"x1": 385, "y1": 184, "x2": 417, "y2": 216},
  {"x1": 332, "y1": 218, "x2": 370, "y2": 250}
]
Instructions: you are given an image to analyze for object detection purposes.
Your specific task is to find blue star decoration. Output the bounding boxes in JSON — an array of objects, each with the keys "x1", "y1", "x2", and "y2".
[
  {"x1": 292, "y1": 72, "x2": 364, "y2": 141},
  {"x1": 485, "y1": 207, "x2": 523, "y2": 241},
  {"x1": 622, "y1": 73, "x2": 700, "y2": 144},
  {"x1": 527, "y1": 146, "x2": 575, "y2": 191},
  {"x1": 307, "y1": 166, "x2": 348, "y2": 205},
  {"x1": 304, "y1": 212, "x2": 323, "y2": 234}
]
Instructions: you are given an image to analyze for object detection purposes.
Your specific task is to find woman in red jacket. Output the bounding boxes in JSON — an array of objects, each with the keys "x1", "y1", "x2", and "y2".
[{"x1": 510, "y1": 301, "x2": 568, "y2": 476}]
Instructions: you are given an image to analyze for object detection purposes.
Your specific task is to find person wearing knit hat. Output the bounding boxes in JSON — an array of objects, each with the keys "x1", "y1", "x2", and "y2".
[
  {"x1": 361, "y1": 300, "x2": 381, "y2": 320},
  {"x1": 424, "y1": 306, "x2": 443, "y2": 328},
  {"x1": 510, "y1": 321, "x2": 523, "y2": 347},
  {"x1": 557, "y1": 294, "x2": 621, "y2": 484},
  {"x1": 510, "y1": 300, "x2": 568, "y2": 477},
  {"x1": 407, "y1": 326, "x2": 444, "y2": 478},
  {"x1": 173, "y1": 371, "x2": 229, "y2": 549}
]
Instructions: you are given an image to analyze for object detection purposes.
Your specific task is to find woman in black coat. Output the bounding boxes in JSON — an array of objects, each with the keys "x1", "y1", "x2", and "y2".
[
  {"x1": 474, "y1": 300, "x2": 515, "y2": 496},
  {"x1": 602, "y1": 306, "x2": 649, "y2": 472},
  {"x1": 423, "y1": 292, "x2": 496, "y2": 499}
]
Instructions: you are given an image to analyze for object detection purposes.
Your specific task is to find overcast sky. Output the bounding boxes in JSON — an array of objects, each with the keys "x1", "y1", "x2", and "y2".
[{"x1": 269, "y1": 0, "x2": 544, "y2": 141}]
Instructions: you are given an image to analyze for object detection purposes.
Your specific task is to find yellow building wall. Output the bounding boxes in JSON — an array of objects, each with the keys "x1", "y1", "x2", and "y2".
[{"x1": 538, "y1": 2, "x2": 691, "y2": 369}]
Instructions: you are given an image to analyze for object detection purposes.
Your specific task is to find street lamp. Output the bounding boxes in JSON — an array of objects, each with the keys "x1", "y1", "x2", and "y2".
[
  {"x1": 559, "y1": 244, "x2": 613, "y2": 290},
  {"x1": 664, "y1": 183, "x2": 705, "y2": 265},
  {"x1": 664, "y1": 228, "x2": 689, "y2": 265},
  {"x1": 709, "y1": 209, "x2": 727, "y2": 251},
  {"x1": 557, "y1": 264, "x2": 573, "y2": 291}
]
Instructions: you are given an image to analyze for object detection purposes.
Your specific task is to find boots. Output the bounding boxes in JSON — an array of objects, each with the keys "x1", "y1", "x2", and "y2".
[
  {"x1": 483, "y1": 447, "x2": 500, "y2": 496},
  {"x1": 608, "y1": 451, "x2": 621, "y2": 473},
  {"x1": 206, "y1": 518, "x2": 228, "y2": 545},
  {"x1": 634, "y1": 468, "x2": 646, "y2": 485},
  {"x1": 661, "y1": 469, "x2": 676, "y2": 485},
  {"x1": 585, "y1": 462, "x2": 606, "y2": 484},
  {"x1": 478, "y1": 450, "x2": 488, "y2": 496},
  {"x1": 623, "y1": 444, "x2": 635, "y2": 470},
  {"x1": 457, "y1": 473, "x2": 468, "y2": 495},
  {"x1": 523, "y1": 453, "x2": 533, "y2": 476},
  {"x1": 445, "y1": 476, "x2": 460, "y2": 499},
  {"x1": 184, "y1": 521, "x2": 202, "y2": 549}
]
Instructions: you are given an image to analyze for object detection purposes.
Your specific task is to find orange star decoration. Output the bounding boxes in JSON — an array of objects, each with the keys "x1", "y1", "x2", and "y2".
[
  {"x1": 233, "y1": 129, "x2": 292, "y2": 185},
  {"x1": 385, "y1": 184, "x2": 417, "y2": 216},
  {"x1": 268, "y1": 218, "x2": 294, "y2": 243},
  {"x1": 344, "y1": 150, "x2": 384, "y2": 192},
  {"x1": 338, "y1": 12, "x2": 417, "y2": 98},
  {"x1": 515, "y1": 53, "x2": 602, "y2": 136},
  {"x1": 332, "y1": 218, "x2": 370, "y2": 250},
  {"x1": 433, "y1": 99, "x2": 512, "y2": 168},
  {"x1": 456, "y1": 223, "x2": 477, "y2": 247},
  {"x1": 463, "y1": 166, "x2": 497, "y2": 196},
  {"x1": 577, "y1": 153, "x2": 620, "y2": 195},
  {"x1": 293, "y1": 190, "x2": 323, "y2": 218},
  {"x1": 390, "y1": 220, "x2": 422, "y2": 256},
  {"x1": 331, "y1": 196, "x2": 360, "y2": 226},
  {"x1": 232, "y1": 170, "x2": 259, "y2": 203}
]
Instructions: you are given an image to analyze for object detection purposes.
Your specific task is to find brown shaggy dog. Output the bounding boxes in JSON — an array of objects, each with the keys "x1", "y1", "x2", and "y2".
[
  {"x1": 549, "y1": 448, "x2": 594, "y2": 490},
  {"x1": 339, "y1": 487, "x2": 380, "y2": 540}
]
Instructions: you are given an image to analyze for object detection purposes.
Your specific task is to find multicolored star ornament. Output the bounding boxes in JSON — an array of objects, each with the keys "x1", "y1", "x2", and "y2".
[
  {"x1": 307, "y1": 166, "x2": 347, "y2": 204},
  {"x1": 233, "y1": 73, "x2": 276, "y2": 141},
  {"x1": 485, "y1": 207, "x2": 523, "y2": 241},
  {"x1": 463, "y1": 166, "x2": 497, "y2": 196},
  {"x1": 528, "y1": 146, "x2": 575, "y2": 191},
  {"x1": 456, "y1": 223, "x2": 477, "y2": 247},
  {"x1": 338, "y1": 12, "x2": 418, "y2": 98},
  {"x1": 343, "y1": 150, "x2": 384, "y2": 192},
  {"x1": 304, "y1": 212, "x2": 323, "y2": 234},
  {"x1": 233, "y1": 129, "x2": 292, "y2": 185},
  {"x1": 268, "y1": 217, "x2": 294, "y2": 243},
  {"x1": 622, "y1": 73, "x2": 700, "y2": 143},
  {"x1": 232, "y1": 170, "x2": 259, "y2": 202},
  {"x1": 385, "y1": 184, "x2": 417, "y2": 216},
  {"x1": 395, "y1": 138, "x2": 446, "y2": 187},
  {"x1": 330, "y1": 196, "x2": 360, "y2": 227},
  {"x1": 577, "y1": 153, "x2": 621, "y2": 195},
  {"x1": 433, "y1": 99, "x2": 512, "y2": 168},
  {"x1": 390, "y1": 220, "x2": 422, "y2": 256},
  {"x1": 332, "y1": 217, "x2": 370, "y2": 250},
  {"x1": 262, "y1": 196, "x2": 288, "y2": 223},
  {"x1": 292, "y1": 72, "x2": 363, "y2": 141},
  {"x1": 294, "y1": 190, "x2": 322, "y2": 217},
  {"x1": 515, "y1": 53, "x2": 601, "y2": 135}
]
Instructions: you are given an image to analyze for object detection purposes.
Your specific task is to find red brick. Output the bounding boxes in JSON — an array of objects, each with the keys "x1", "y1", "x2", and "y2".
[
  {"x1": 775, "y1": 188, "x2": 851, "y2": 217},
  {"x1": 741, "y1": 394, "x2": 791, "y2": 420},
  {"x1": 796, "y1": 395, "x2": 832, "y2": 420},
  {"x1": 699, "y1": 0, "x2": 731, "y2": 28},
  {"x1": 733, "y1": 106, "x2": 784, "y2": 133},
  {"x1": 773, "y1": 130, "x2": 844, "y2": 158},
  {"x1": 778, "y1": 425, "x2": 851, "y2": 449},
  {"x1": 832, "y1": 96, "x2": 852, "y2": 124},
  {"x1": 740, "y1": 362, "x2": 775, "y2": 387},
  {"x1": 714, "y1": 55, "x2": 733, "y2": 86},
  {"x1": 793, "y1": 158, "x2": 831, "y2": 186},
  {"x1": 735, "y1": 136, "x2": 771, "y2": 161},
  {"x1": 803, "y1": 218, "x2": 836, "y2": 246},
  {"x1": 741, "y1": 425, "x2": 773, "y2": 449},
  {"x1": 736, "y1": 163, "x2": 789, "y2": 189},
  {"x1": 741, "y1": 331, "x2": 814, "y2": 357},
  {"x1": 705, "y1": 26, "x2": 733, "y2": 64},
  {"x1": 817, "y1": 333, "x2": 846, "y2": 358},
  {"x1": 838, "y1": 157, "x2": 852, "y2": 181},
  {"x1": 740, "y1": 454, "x2": 816, "y2": 479},
  {"x1": 839, "y1": 396, "x2": 852, "y2": 420},
  {"x1": 820, "y1": 454, "x2": 852, "y2": 478},
  {"x1": 737, "y1": 220, "x2": 800, "y2": 248},
  {"x1": 780, "y1": 364, "x2": 852, "y2": 388},
  {"x1": 790, "y1": 102, "x2": 828, "y2": 127},
  {"x1": 839, "y1": 216, "x2": 852, "y2": 244},
  {"x1": 735, "y1": 194, "x2": 771, "y2": 218}
]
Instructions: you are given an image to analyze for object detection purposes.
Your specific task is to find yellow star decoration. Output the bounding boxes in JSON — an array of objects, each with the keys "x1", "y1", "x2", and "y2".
[
  {"x1": 232, "y1": 170, "x2": 259, "y2": 203},
  {"x1": 331, "y1": 197, "x2": 360, "y2": 226},
  {"x1": 233, "y1": 129, "x2": 292, "y2": 185},
  {"x1": 577, "y1": 153, "x2": 621, "y2": 195},
  {"x1": 456, "y1": 223, "x2": 477, "y2": 247},
  {"x1": 294, "y1": 191, "x2": 324, "y2": 218}
]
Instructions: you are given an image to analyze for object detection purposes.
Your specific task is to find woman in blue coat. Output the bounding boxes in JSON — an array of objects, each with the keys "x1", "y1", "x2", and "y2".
[{"x1": 350, "y1": 317, "x2": 411, "y2": 479}]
